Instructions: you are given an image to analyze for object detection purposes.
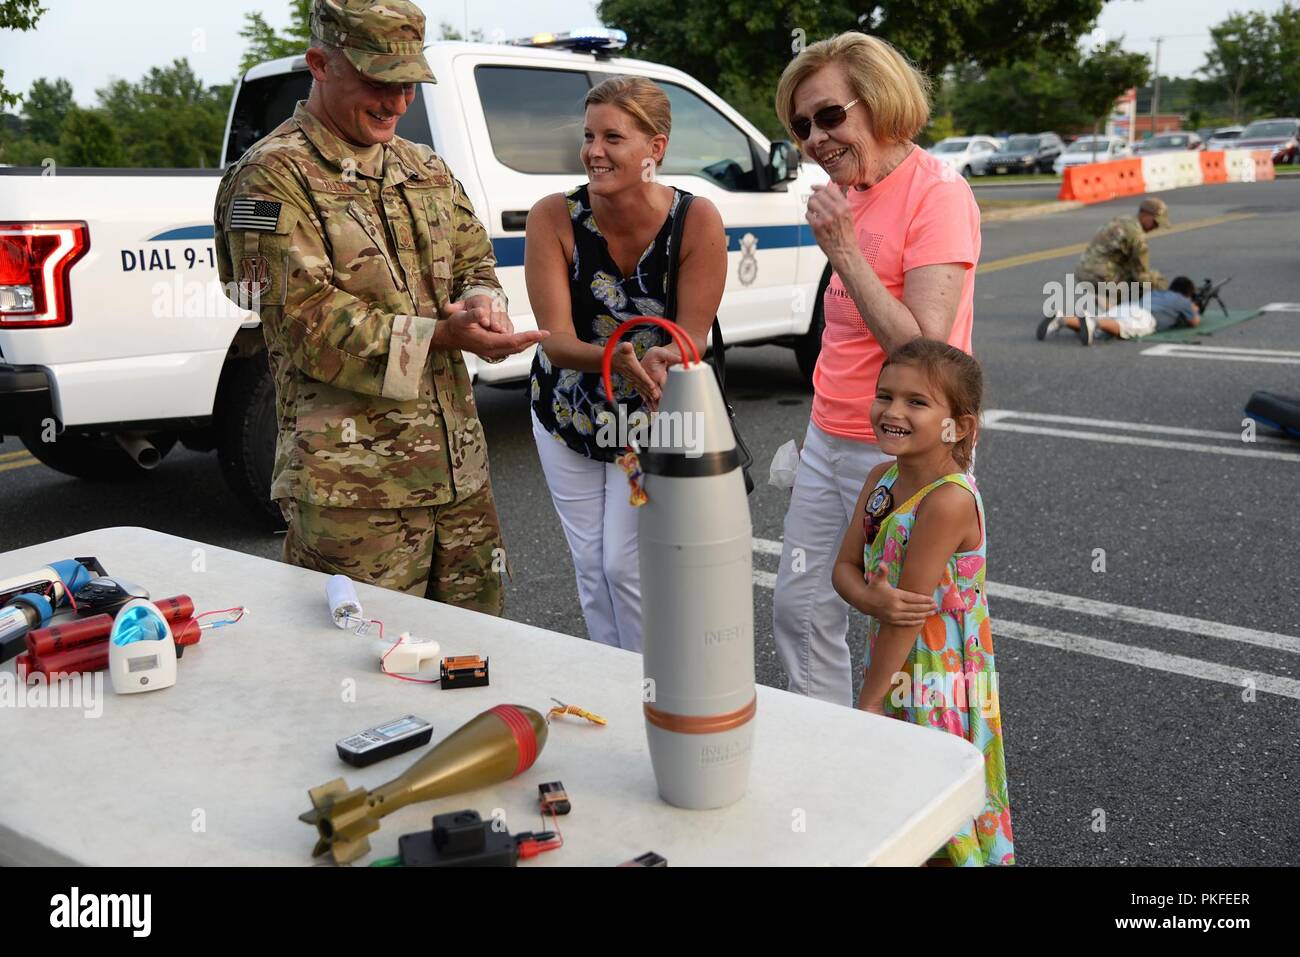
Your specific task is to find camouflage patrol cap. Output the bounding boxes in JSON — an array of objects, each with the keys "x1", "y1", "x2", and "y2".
[
  {"x1": 1139, "y1": 197, "x2": 1170, "y2": 228},
  {"x1": 311, "y1": 0, "x2": 437, "y2": 84}
]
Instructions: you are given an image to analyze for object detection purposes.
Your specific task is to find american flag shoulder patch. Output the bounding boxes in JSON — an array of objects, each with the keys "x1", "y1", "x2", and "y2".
[{"x1": 229, "y1": 197, "x2": 283, "y2": 232}]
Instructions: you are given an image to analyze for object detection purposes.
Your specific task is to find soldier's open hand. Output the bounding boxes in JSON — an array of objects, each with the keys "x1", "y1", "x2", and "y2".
[
  {"x1": 445, "y1": 295, "x2": 512, "y2": 333},
  {"x1": 437, "y1": 300, "x2": 548, "y2": 361}
]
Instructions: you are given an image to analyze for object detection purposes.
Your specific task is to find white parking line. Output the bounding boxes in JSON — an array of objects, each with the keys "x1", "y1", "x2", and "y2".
[
  {"x1": 983, "y1": 409, "x2": 1295, "y2": 447},
  {"x1": 987, "y1": 581, "x2": 1300, "y2": 654},
  {"x1": 981, "y1": 419, "x2": 1300, "y2": 461},
  {"x1": 751, "y1": 537, "x2": 1300, "y2": 696},
  {"x1": 1260, "y1": 303, "x2": 1300, "y2": 312},
  {"x1": 754, "y1": 536, "x2": 1298, "y2": 654},
  {"x1": 1140, "y1": 343, "x2": 1300, "y2": 364},
  {"x1": 993, "y1": 620, "x2": 1300, "y2": 700}
]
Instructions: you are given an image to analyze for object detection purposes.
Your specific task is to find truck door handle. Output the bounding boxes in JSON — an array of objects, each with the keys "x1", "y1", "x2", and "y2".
[{"x1": 501, "y1": 211, "x2": 528, "y2": 232}]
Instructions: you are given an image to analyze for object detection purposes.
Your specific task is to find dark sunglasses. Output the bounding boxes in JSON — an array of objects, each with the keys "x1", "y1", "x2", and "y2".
[{"x1": 790, "y1": 99, "x2": 859, "y2": 141}]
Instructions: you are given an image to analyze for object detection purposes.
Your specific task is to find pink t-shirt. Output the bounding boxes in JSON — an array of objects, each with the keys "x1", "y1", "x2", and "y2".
[{"x1": 811, "y1": 146, "x2": 981, "y2": 443}]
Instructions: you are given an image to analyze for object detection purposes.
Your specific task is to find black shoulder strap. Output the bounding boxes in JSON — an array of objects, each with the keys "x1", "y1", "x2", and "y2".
[{"x1": 664, "y1": 192, "x2": 727, "y2": 392}]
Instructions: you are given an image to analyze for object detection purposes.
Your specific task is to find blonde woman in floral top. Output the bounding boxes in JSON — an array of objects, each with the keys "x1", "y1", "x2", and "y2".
[{"x1": 524, "y1": 76, "x2": 725, "y2": 651}]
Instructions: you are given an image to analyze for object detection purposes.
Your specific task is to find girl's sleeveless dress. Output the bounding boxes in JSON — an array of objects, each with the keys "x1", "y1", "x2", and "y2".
[{"x1": 862, "y1": 464, "x2": 1016, "y2": 866}]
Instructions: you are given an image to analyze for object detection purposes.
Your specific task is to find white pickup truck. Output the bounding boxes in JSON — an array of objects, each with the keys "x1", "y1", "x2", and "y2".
[{"x1": 0, "y1": 31, "x2": 829, "y2": 525}]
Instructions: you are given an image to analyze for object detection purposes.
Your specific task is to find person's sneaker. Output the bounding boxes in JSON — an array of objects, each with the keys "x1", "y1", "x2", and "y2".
[
  {"x1": 1036, "y1": 313, "x2": 1062, "y2": 340},
  {"x1": 1078, "y1": 314, "x2": 1096, "y2": 346}
]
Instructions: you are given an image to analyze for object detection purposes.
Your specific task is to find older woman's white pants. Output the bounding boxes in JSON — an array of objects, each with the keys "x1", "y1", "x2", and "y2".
[
  {"x1": 772, "y1": 420, "x2": 889, "y2": 706},
  {"x1": 532, "y1": 410, "x2": 643, "y2": 652}
]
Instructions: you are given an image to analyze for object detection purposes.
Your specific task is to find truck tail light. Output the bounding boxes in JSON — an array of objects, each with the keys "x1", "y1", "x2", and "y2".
[{"x1": 0, "y1": 221, "x2": 90, "y2": 328}]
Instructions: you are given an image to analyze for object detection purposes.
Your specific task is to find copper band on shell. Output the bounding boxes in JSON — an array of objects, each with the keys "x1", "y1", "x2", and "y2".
[{"x1": 643, "y1": 695, "x2": 757, "y2": 734}]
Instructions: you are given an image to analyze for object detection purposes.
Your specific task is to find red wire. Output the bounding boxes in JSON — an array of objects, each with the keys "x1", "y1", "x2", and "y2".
[
  {"x1": 545, "y1": 805, "x2": 564, "y2": 849},
  {"x1": 378, "y1": 622, "x2": 438, "y2": 684},
  {"x1": 520, "y1": 804, "x2": 563, "y2": 857},
  {"x1": 194, "y1": 606, "x2": 246, "y2": 624},
  {"x1": 54, "y1": 571, "x2": 78, "y2": 613},
  {"x1": 599, "y1": 316, "x2": 702, "y2": 418}
]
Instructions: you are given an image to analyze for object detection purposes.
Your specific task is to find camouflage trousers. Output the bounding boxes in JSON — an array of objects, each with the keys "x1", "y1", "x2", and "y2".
[{"x1": 278, "y1": 484, "x2": 506, "y2": 616}]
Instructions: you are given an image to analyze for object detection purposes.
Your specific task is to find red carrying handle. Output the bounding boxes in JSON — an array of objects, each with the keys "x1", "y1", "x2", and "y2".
[{"x1": 600, "y1": 317, "x2": 701, "y2": 414}]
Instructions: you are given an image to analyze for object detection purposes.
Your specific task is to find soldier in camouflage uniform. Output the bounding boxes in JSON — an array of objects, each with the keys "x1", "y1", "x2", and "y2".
[
  {"x1": 1038, "y1": 198, "x2": 1174, "y2": 345},
  {"x1": 1075, "y1": 196, "x2": 1171, "y2": 298},
  {"x1": 214, "y1": 0, "x2": 547, "y2": 614}
]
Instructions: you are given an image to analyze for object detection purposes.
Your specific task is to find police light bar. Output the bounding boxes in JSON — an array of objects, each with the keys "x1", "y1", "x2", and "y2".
[{"x1": 510, "y1": 27, "x2": 627, "y2": 55}]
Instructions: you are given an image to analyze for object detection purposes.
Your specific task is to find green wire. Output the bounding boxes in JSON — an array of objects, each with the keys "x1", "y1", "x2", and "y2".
[{"x1": 370, "y1": 855, "x2": 402, "y2": 867}]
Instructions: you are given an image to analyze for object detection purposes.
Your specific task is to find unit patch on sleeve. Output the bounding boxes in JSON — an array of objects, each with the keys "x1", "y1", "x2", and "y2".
[{"x1": 238, "y1": 255, "x2": 271, "y2": 306}]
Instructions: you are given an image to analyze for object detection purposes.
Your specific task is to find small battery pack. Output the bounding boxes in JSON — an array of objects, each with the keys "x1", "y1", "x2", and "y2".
[
  {"x1": 440, "y1": 654, "x2": 489, "y2": 689},
  {"x1": 336, "y1": 715, "x2": 433, "y2": 768},
  {"x1": 538, "y1": 781, "x2": 571, "y2": 815},
  {"x1": 618, "y1": 851, "x2": 667, "y2": 867},
  {"x1": 398, "y1": 810, "x2": 518, "y2": 867}
]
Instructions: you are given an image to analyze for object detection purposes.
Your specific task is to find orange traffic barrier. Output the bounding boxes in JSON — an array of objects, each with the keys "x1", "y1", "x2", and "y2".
[
  {"x1": 1058, "y1": 163, "x2": 1114, "y2": 203},
  {"x1": 1058, "y1": 166, "x2": 1085, "y2": 201},
  {"x1": 1112, "y1": 158, "x2": 1144, "y2": 196},
  {"x1": 1252, "y1": 150, "x2": 1276, "y2": 182},
  {"x1": 1199, "y1": 151, "x2": 1227, "y2": 184}
]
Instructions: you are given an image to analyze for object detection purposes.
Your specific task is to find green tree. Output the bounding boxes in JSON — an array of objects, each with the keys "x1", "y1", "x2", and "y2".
[
  {"x1": 239, "y1": 0, "x2": 312, "y2": 72},
  {"x1": 596, "y1": 0, "x2": 1104, "y2": 138},
  {"x1": 21, "y1": 76, "x2": 73, "y2": 142},
  {"x1": 58, "y1": 106, "x2": 124, "y2": 166},
  {"x1": 1200, "y1": 11, "x2": 1273, "y2": 123},
  {"x1": 0, "y1": 0, "x2": 47, "y2": 108},
  {"x1": 921, "y1": 112, "x2": 958, "y2": 147},
  {"x1": 951, "y1": 51, "x2": 1085, "y2": 136},
  {"x1": 437, "y1": 21, "x2": 485, "y2": 42},
  {"x1": 1263, "y1": 2, "x2": 1300, "y2": 116},
  {"x1": 1072, "y1": 40, "x2": 1149, "y2": 157},
  {"x1": 97, "y1": 59, "x2": 230, "y2": 168}
]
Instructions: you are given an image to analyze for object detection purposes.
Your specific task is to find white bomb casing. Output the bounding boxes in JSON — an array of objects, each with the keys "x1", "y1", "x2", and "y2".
[{"x1": 638, "y1": 362, "x2": 755, "y2": 809}]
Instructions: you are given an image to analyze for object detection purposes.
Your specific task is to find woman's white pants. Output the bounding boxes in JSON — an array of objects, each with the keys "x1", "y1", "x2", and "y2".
[
  {"x1": 532, "y1": 410, "x2": 643, "y2": 652},
  {"x1": 772, "y1": 420, "x2": 889, "y2": 706}
]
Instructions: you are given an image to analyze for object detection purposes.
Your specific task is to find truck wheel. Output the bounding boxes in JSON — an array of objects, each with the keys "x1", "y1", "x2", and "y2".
[
  {"x1": 215, "y1": 357, "x2": 284, "y2": 530},
  {"x1": 793, "y1": 271, "x2": 831, "y2": 386},
  {"x1": 20, "y1": 428, "x2": 176, "y2": 479}
]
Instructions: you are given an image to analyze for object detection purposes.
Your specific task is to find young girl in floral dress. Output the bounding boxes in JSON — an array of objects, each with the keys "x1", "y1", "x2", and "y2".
[{"x1": 832, "y1": 338, "x2": 1014, "y2": 866}]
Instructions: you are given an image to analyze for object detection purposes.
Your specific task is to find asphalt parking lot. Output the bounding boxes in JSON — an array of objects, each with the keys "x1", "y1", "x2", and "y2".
[{"x1": 3, "y1": 176, "x2": 1297, "y2": 866}]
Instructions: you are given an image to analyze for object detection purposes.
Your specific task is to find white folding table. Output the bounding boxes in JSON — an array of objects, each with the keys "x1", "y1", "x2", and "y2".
[{"x1": 0, "y1": 527, "x2": 985, "y2": 866}]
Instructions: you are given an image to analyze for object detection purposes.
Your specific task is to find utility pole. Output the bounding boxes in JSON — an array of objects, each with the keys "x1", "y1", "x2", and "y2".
[{"x1": 1149, "y1": 36, "x2": 1163, "y2": 139}]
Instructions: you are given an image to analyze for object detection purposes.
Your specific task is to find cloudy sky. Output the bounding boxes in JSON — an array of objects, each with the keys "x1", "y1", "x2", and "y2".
[{"x1": 0, "y1": 0, "x2": 1291, "y2": 105}]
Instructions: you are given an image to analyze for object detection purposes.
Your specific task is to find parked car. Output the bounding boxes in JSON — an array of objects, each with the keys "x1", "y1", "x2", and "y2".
[
  {"x1": 1235, "y1": 118, "x2": 1300, "y2": 164},
  {"x1": 1204, "y1": 126, "x2": 1245, "y2": 151},
  {"x1": 927, "y1": 135, "x2": 1002, "y2": 178},
  {"x1": 984, "y1": 133, "x2": 1064, "y2": 175},
  {"x1": 1133, "y1": 132, "x2": 1203, "y2": 154},
  {"x1": 1052, "y1": 136, "x2": 1131, "y2": 175}
]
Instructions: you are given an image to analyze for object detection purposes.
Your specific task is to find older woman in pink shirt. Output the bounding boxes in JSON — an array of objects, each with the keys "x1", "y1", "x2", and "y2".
[{"x1": 772, "y1": 33, "x2": 982, "y2": 706}]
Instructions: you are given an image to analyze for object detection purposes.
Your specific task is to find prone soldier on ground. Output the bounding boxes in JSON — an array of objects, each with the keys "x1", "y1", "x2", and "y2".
[{"x1": 1037, "y1": 197, "x2": 1191, "y2": 345}]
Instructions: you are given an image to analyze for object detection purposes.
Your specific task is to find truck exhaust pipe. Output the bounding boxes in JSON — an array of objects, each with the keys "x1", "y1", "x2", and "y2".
[{"x1": 115, "y1": 433, "x2": 162, "y2": 470}]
